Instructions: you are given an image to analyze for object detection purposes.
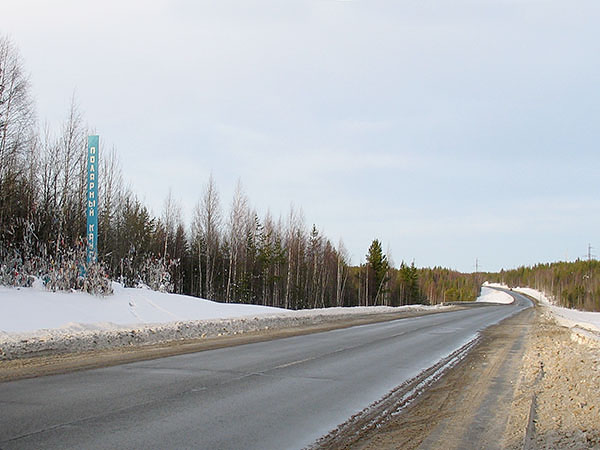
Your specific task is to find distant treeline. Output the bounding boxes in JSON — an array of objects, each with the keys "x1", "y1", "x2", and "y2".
[
  {"x1": 418, "y1": 268, "x2": 482, "y2": 303},
  {"x1": 487, "y1": 260, "x2": 600, "y2": 312}
]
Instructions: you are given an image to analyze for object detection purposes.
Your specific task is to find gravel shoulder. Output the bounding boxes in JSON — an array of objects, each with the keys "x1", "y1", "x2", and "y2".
[{"x1": 0, "y1": 307, "x2": 458, "y2": 383}]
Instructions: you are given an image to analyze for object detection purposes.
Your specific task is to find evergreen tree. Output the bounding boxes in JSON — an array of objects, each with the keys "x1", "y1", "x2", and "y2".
[
  {"x1": 366, "y1": 239, "x2": 389, "y2": 305},
  {"x1": 398, "y1": 261, "x2": 421, "y2": 305}
]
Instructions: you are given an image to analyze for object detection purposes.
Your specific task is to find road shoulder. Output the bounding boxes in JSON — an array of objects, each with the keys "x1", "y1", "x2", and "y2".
[
  {"x1": 347, "y1": 306, "x2": 600, "y2": 449},
  {"x1": 346, "y1": 307, "x2": 536, "y2": 449},
  {"x1": 516, "y1": 308, "x2": 600, "y2": 449}
]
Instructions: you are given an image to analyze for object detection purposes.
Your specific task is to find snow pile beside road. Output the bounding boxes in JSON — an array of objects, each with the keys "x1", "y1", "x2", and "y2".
[
  {"x1": 476, "y1": 286, "x2": 514, "y2": 304},
  {"x1": 0, "y1": 282, "x2": 285, "y2": 334},
  {"x1": 506, "y1": 286, "x2": 554, "y2": 306},
  {"x1": 484, "y1": 282, "x2": 600, "y2": 337},
  {"x1": 521, "y1": 286, "x2": 600, "y2": 335},
  {"x1": 0, "y1": 283, "x2": 443, "y2": 360}
]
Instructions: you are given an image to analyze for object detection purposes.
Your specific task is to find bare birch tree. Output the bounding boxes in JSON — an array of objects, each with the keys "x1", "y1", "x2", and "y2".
[
  {"x1": 194, "y1": 174, "x2": 222, "y2": 299},
  {"x1": 54, "y1": 97, "x2": 86, "y2": 253},
  {"x1": 0, "y1": 36, "x2": 36, "y2": 243},
  {"x1": 161, "y1": 188, "x2": 181, "y2": 260},
  {"x1": 99, "y1": 145, "x2": 125, "y2": 264},
  {"x1": 336, "y1": 238, "x2": 349, "y2": 307},
  {"x1": 0, "y1": 36, "x2": 35, "y2": 181},
  {"x1": 226, "y1": 179, "x2": 248, "y2": 302}
]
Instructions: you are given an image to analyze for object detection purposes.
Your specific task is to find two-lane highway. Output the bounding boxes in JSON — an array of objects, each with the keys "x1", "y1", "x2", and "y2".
[{"x1": 0, "y1": 292, "x2": 532, "y2": 450}]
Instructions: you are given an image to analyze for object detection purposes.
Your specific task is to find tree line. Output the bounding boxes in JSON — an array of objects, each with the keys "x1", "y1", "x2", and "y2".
[{"x1": 487, "y1": 260, "x2": 600, "y2": 312}]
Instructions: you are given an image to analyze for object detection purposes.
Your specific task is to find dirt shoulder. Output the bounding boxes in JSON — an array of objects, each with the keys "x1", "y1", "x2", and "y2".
[
  {"x1": 0, "y1": 307, "x2": 461, "y2": 383},
  {"x1": 344, "y1": 306, "x2": 600, "y2": 450},
  {"x1": 516, "y1": 308, "x2": 600, "y2": 449},
  {"x1": 322, "y1": 306, "x2": 534, "y2": 450}
]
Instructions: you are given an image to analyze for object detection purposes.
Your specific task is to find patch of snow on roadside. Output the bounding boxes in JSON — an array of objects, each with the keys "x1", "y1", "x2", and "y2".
[
  {"x1": 476, "y1": 286, "x2": 514, "y2": 304},
  {"x1": 513, "y1": 287, "x2": 600, "y2": 334},
  {"x1": 483, "y1": 282, "x2": 600, "y2": 334},
  {"x1": 541, "y1": 303, "x2": 600, "y2": 334},
  {"x1": 509, "y1": 286, "x2": 554, "y2": 306}
]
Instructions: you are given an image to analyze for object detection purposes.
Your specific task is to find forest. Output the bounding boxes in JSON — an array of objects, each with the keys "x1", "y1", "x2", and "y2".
[
  {"x1": 0, "y1": 36, "x2": 484, "y2": 308},
  {"x1": 487, "y1": 260, "x2": 600, "y2": 312},
  {"x1": 1, "y1": 36, "x2": 597, "y2": 312}
]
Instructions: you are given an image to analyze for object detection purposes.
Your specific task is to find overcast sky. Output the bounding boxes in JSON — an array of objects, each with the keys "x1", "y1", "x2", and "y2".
[{"x1": 3, "y1": 0, "x2": 599, "y2": 272}]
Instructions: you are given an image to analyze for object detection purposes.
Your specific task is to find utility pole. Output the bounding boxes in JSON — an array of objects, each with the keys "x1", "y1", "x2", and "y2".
[{"x1": 475, "y1": 258, "x2": 479, "y2": 273}]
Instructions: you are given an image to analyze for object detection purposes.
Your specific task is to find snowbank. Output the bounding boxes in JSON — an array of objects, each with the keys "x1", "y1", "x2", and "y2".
[
  {"x1": 476, "y1": 286, "x2": 514, "y2": 304},
  {"x1": 0, "y1": 282, "x2": 444, "y2": 360},
  {"x1": 0, "y1": 282, "x2": 285, "y2": 334},
  {"x1": 484, "y1": 282, "x2": 600, "y2": 336}
]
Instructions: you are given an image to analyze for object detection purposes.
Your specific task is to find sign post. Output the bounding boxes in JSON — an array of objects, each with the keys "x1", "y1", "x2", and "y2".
[{"x1": 87, "y1": 135, "x2": 99, "y2": 265}]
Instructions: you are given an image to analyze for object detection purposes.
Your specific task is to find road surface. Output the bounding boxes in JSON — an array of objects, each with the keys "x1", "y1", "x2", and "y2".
[
  {"x1": 351, "y1": 289, "x2": 537, "y2": 449},
  {"x1": 0, "y1": 293, "x2": 531, "y2": 450}
]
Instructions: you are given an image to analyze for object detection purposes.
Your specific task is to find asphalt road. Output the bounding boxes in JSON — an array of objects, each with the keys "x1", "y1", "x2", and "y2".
[{"x1": 0, "y1": 292, "x2": 532, "y2": 450}]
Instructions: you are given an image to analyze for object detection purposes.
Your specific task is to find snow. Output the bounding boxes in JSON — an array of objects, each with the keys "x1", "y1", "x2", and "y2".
[
  {"x1": 0, "y1": 282, "x2": 446, "y2": 359},
  {"x1": 515, "y1": 287, "x2": 600, "y2": 334},
  {"x1": 484, "y1": 282, "x2": 600, "y2": 334},
  {"x1": 476, "y1": 286, "x2": 514, "y2": 304},
  {"x1": 0, "y1": 281, "x2": 284, "y2": 334}
]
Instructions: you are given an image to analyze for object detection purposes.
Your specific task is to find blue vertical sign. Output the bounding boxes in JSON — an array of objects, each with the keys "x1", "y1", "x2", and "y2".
[{"x1": 87, "y1": 135, "x2": 99, "y2": 265}]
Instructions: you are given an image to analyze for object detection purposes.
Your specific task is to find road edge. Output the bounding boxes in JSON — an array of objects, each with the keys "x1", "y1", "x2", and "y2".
[{"x1": 0, "y1": 306, "x2": 471, "y2": 382}]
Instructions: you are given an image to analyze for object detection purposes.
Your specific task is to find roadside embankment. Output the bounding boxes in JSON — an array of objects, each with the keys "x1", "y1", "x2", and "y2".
[
  {"x1": 0, "y1": 305, "x2": 454, "y2": 382},
  {"x1": 510, "y1": 307, "x2": 600, "y2": 449},
  {"x1": 0, "y1": 305, "x2": 450, "y2": 361}
]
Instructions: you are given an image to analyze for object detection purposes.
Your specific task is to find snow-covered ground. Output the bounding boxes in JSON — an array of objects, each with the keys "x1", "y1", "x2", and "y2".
[
  {"x1": 476, "y1": 286, "x2": 514, "y2": 304},
  {"x1": 0, "y1": 281, "x2": 286, "y2": 334},
  {"x1": 0, "y1": 281, "x2": 444, "y2": 359},
  {"x1": 484, "y1": 282, "x2": 600, "y2": 334}
]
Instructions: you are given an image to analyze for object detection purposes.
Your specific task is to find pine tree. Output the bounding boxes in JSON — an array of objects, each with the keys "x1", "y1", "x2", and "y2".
[
  {"x1": 366, "y1": 239, "x2": 389, "y2": 305},
  {"x1": 398, "y1": 261, "x2": 421, "y2": 305}
]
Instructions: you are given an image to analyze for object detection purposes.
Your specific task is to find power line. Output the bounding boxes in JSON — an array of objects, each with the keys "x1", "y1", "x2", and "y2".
[
  {"x1": 587, "y1": 243, "x2": 596, "y2": 261},
  {"x1": 580, "y1": 243, "x2": 596, "y2": 261}
]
